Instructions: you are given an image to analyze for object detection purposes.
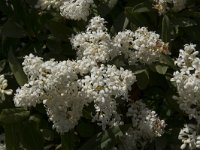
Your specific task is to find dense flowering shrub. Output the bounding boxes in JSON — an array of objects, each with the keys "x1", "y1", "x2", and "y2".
[{"x1": 0, "y1": 0, "x2": 200, "y2": 149}]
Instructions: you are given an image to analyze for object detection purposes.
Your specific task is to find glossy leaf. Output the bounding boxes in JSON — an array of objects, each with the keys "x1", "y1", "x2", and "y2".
[
  {"x1": 8, "y1": 50, "x2": 28, "y2": 86},
  {"x1": 0, "y1": 108, "x2": 30, "y2": 124},
  {"x1": 79, "y1": 125, "x2": 130, "y2": 150},
  {"x1": 0, "y1": 59, "x2": 6, "y2": 73},
  {"x1": 1, "y1": 20, "x2": 25, "y2": 38},
  {"x1": 135, "y1": 69, "x2": 149, "y2": 90},
  {"x1": 155, "y1": 65, "x2": 168, "y2": 75},
  {"x1": 162, "y1": 15, "x2": 170, "y2": 42}
]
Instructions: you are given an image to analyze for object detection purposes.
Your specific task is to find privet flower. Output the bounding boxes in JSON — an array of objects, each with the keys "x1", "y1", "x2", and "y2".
[
  {"x1": 35, "y1": 0, "x2": 94, "y2": 21},
  {"x1": 60, "y1": 0, "x2": 94, "y2": 21},
  {"x1": 171, "y1": 44, "x2": 200, "y2": 149},
  {"x1": 14, "y1": 53, "x2": 136, "y2": 132},
  {"x1": 118, "y1": 101, "x2": 166, "y2": 150},
  {"x1": 0, "y1": 75, "x2": 13, "y2": 102},
  {"x1": 14, "y1": 54, "x2": 88, "y2": 133},
  {"x1": 72, "y1": 16, "x2": 169, "y2": 65},
  {"x1": 78, "y1": 64, "x2": 136, "y2": 129},
  {"x1": 113, "y1": 27, "x2": 169, "y2": 65},
  {"x1": 178, "y1": 124, "x2": 200, "y2": 149},
  {"x1": 71, "y1": 16, "x2": 118, "y2": 63},
  {"x1": 171, "y1": 44, "x2": 200, "y2": 122},
  {"x1": 14, "y1": 16, "x2": 168, "y2": 134},
  {"x1": 153, "y1": 0, "x2": 187, "y2": 15}
]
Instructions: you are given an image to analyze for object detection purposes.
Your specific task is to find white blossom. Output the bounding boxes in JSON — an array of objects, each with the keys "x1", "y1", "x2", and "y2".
[
  {"x1": 71, "y1": 16, "x2": 119, "y2": 63},
  {"x1": 119, "y1": 101, "x2": 166, "y2": 150},
  {"x1": 0, "y1": 74, "x2": 13, "y2": 102},
  {"x1": 153, "y1": 0, "x2": 170, "y2": 15},
  {"x1": 78, "y1": 64, "x2": 136, "y2": 129},
  {"x1": 113, "y1": 27, "x2": 168, "y2": 65},
  {"x1": 153, "y1": 0, "x2": 187, "y2": 15},
  {"x1": 60, "y1": 0, "x2": 94, "y2": 21},
  {"x1": 14, "y1": 16, "x2": 168, "y2": 134},
  {"x1": 35, "y1": 0, "x2": 94, "y2": 21},
  {"x1": 14, "y1": 54, "x2": 88, "y2": 133},
  {"x1": 171, "y1": 44, "x2": 200, "y2": 123},
  {"x1": 178, "y1": 124, "x2": 200, "y2": 150}
]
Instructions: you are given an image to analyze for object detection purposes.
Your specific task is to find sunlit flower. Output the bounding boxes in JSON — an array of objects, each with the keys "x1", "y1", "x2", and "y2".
[{"x1": 0, "y1": 75, "x2": 13, "y2": 101}]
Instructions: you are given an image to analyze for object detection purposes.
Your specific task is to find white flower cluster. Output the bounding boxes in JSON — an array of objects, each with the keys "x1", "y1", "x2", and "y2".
[
  {"x1": 118, "y1": 101, "x2": 166, "y2": 150},
  {"x1": 60, "y1": 0, "x2": 93, "y2": 21},
  {"x1": 178, "y1": 124, "x2": 200, "y2": 149},
  {"x1": 72, "y1": 17, "x2": 168, "y2": 65},
  {"x1": 78, "y1": 64, "x2": 135, "y2": 129},
  {"x1": 35, "y1": 0, "x2": 94, "y2": 21},
  {"x1": 171, "y1": 44, "x2": 200, "y2": 149},
  {"x1": 14, "y1": 54, "x2": 88, "y2": 133},
  {"x1": 71, "y1": 16, "x2": 118, "y2": 63},
  {"x1": 0, "y1": 74, "x2": 13, "y2": 102},
  {"x1": 171, "y1": 44, "x2": 200, "y2": 122},
  {"x1": 14, "y1": 54, "x2": 136, "y2": 133},
  {"x1": 14, "y1": 16, "x2": 168, "y2": 133},
  {"x1": 153, "y1": 0, "x2": 187, "y2": 15},
  {"x1": 113, "y1": 27, "x2": 169, "y2": 65}
]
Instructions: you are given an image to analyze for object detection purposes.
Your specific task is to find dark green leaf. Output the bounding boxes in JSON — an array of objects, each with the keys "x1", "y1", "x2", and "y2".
[
  {"x1": 61, "y1": 131, "x2": 75, "y2": 150},
  {"x1": 135, "y1": 69, "x2": 149, "y2": 90},
  {"x1": 172, "y1": 17, "x2": 197, "y2": 28},
  {"x1": 0, "y1": 59, "x2": 6, "y2": 73},
  {"x1": 8, "y1": 50, "x2": 28, "y2": 86},
  {"x1": 159, "y1": 54, "x2": 176, "y2": 69},
  {"x1": 0, "y1": 108, "x2": 30, "y2": 124},
  {"x1": 76, "y1": 122, "x2": 95, "y2": 138},
  {"x1": 40, "y1": 129, "x2": 55, "y2": 141},
  {"x1": 46, "y1": 21, "x2": 73, "y2": 40},
  {"x1": 4, "y1": 124, "x2": 21, "y2": 150},
  {"x1": 162, "y1": 15, "x2": 170, "y2": 42},
  {"x1": 20, "y1": 121, "x2": 44, "y2": 150},
  {"x1": 1, "y1": 20, "x2": 25, "y2": 38},
  {"x1": 125, "y1": 2, "x2": 151, "y2": 14},
  {"x1": 108, "y1": 0, "x2": 118, "y2": 8},
  {"x1": 79, "y1": 125, "x2": 130, "y2": 150}
]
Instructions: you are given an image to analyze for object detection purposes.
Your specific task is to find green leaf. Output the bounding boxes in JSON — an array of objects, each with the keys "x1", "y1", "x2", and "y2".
[
  {"x1": 40, "y1": 129, "x2": 55, "y2": 141},
  {"x1": 172, "y1": 17, "x2": 197, "y2": 28},
  {"x1": 1, "y1": 20, "x2": 25, "y2": 38},
  {"x1": 76, "y1": 122, "x2": 95, "y2": 138},
  {"x1": 8, "y1": 50, "x2": 28, "y2": 86},
  {"x1": 29, "y1": 114, "x2": 42, "y2": 129},
  {"x1": 0, "y1": 108, "x2": 30, "y2": 124},
  {"x1": 0, "y1": 0, "x2": 13, "y2": 16},
  {"x1": 46, "y1": 37, "x2": 62, "y2": 53},
  {"x1": 155, "y1": 65, "x2": 168, "y2": 75},
  {"x1": 135, "y1": 69, "x2": 149, "y2": 90},
  {"x1": 79, "y1": 125, "x2": 130, "y2": 150},
  {"x1": 0, "y1": 59, "x2": 6, "y2": 73},
  {"x1": 125, "y1": 2, "x2": 151, "y2": 14},
  {"x1": 20, "y1": 121, "x2": 44, "y2": 150},
  {"x1": 162, "y1": 15, "x2": 170, "y2": 42},
  {"x1": 46, "y1": 21, "x2": 73, "y2": 40},
  {"x1": 159, "y1": 54, "x2": 176, "y2": 69},
  {"x1": 4, "y1": 124, "x2": 21, "y2": 150},
  {"x1": 108, "y1": 0, "x2": 118, "y2": 8},
  {"x1": 61, "y1": 131, "x2": 75, "y2": 150}
]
